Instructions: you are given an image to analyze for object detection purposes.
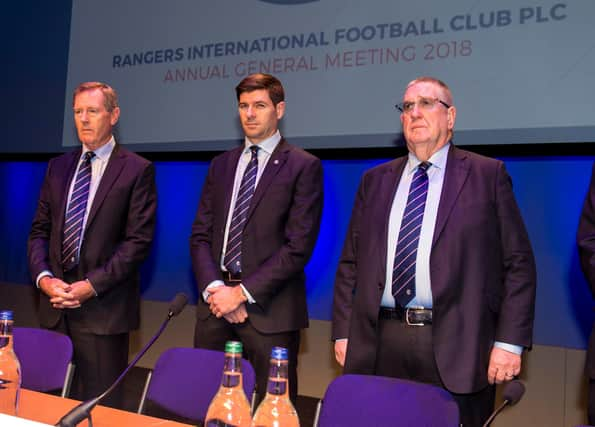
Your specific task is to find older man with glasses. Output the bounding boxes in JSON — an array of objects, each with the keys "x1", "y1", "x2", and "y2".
[{"x1": 332, "y1": 76, "x2": 536, "y2": 426}]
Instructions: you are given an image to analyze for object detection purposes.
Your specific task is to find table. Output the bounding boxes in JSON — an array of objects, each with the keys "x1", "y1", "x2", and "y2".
[{"x1": 16, "y1": 389, "x2": 193, "y2": 427}]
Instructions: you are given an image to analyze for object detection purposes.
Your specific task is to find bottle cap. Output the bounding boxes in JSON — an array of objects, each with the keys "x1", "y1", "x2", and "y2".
[
  {"x1": 0, "y1": 310, "x2": 14, "y2": 321},
  {"x1": 225, "y1": 341, "x2": 243, "y2": 354},
  {"x1": 271, "y1": 346, "x2": 288, "y2": 360}
]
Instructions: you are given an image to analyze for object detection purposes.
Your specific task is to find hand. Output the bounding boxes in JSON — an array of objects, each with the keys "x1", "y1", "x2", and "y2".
[
  {"x1": 67, "y1": 280, "x2": 97, "y2": 306},
  {"x1": 487, "y1": 346, "x2": 521, "y2": 384},
  {"x1": 334, "y1": 339, "x2": 348, "y2": 367},
  {"x1": 39, "y1": 276, "x2": 78, "y2": 309},
  {"x1": 208, "y1": 285, "x2": 247, "y2": 318},
  {"x1": 224, "y1": 304, "x2": 249, "y2": 324}
]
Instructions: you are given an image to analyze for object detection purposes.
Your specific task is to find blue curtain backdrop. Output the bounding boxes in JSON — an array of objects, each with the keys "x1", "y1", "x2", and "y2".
[{"x1": 2, "y1": 157, "x2": 594, "y2": 350}]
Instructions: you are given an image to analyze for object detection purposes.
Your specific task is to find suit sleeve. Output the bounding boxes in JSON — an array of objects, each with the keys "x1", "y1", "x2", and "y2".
[
  {"x1": 241, "y1": 156, "x2": 324, "y2": 308},
  {"x1": 28, "y1": 161, "x2": 55, "y2": 280},
  {"x1": 190, "y1": 160, "x2": 226, "y2": 293},
  {"x1": 85, "y1": 162, "x2": 157, "y2": 294},
  {"x1": 493, "y1": 161, "x2": 537, "y2": 348},
  {"x1": 331, "y1": 173, "x2": 366, "y2": 340},
  {"x1": 578, "y1": 163, "x2": 595, "y2": 294}
]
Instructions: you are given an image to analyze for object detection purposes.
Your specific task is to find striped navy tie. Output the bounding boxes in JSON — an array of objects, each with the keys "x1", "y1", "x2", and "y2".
[
  {"x1": 392, "y1": 161, "x2": 431, "y2": 307},
  {"x1": 61, "y1": 151, "x2": 95, "y2": 271},
  {"x1": 224, "y1": 146, "x2": 259, "y2": 275}
]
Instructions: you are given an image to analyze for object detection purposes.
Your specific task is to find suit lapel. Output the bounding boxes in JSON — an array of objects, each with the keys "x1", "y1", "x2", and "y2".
[
  {"x1": 245, "y1": 139, "x2": 289, "y2": 221},
  {"x1": 57, "y1": 150, "x2": 83, "y2": 235},
  {"x1": 432, "y1": 145, "x2": 470, "y2": 247},
  {"x1": 222, "y1": 146, "x2": 244, "y2": 218},
  {"x1": 377, "y1": 158, "x2": 407, "y2": 277},
  {"x1": 85, "y1": 144, "x2": 126, "y2": 230}
]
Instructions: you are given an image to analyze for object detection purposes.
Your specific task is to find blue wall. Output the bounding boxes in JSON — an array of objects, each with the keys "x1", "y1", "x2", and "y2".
[{"x1": 2, "y1": 157, "x2": 594, "y2": 350}]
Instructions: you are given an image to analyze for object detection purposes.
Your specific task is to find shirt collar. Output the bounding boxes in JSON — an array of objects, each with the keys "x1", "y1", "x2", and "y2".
[
  {"x1": 82, "y1": 136, "x2": 116, "y2": 162},
  {"x1": 244, "y1": 130, "x2": 281, "y2": 156},
  {"x1": 406, "y1": 141, "x2": 450, "y2": 174}
]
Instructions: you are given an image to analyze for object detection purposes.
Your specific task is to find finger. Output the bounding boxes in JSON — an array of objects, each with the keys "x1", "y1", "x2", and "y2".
[
  {"x1": 487, "y1": 369, "x2": 497, "y2": 385},
  {"x1": 60, "y1": 300, "x2": 81, "y2": 308}
]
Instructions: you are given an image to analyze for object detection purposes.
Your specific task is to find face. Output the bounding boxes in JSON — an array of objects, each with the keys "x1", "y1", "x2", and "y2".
[
  {"x1": 400, "y1": 81, "x2": 456, "y2": 159},
  {"x1": 238, "y1": 89, "x2": 285, "y2": 144},
  {"x1": 73, "y1": 89, "x2": 120, "y2": 151}
]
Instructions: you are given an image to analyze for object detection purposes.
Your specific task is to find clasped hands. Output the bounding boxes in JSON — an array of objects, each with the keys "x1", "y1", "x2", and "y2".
[
  {"x1": 39, "y1": 276, "x2": 95, "y2": 309},
  {"x1": 207, "y1": 285, "x2": 249, "y2": 324}
]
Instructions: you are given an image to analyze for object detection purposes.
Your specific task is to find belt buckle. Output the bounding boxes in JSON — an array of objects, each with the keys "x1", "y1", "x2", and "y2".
[{"x1": 405, "y1": 307, "x2": 425, "y2": 326}]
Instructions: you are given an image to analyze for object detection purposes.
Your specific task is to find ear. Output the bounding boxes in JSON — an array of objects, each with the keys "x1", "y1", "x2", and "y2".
[
  {"x1": 447, "y1": 106, "x2": 456, "y2": 130},
  {"x1": 110, "y1": 106, "x2": 121, "y2": 126},
  {"x1": 275, "y1": 101, "x2": 286, "y2": 120}
]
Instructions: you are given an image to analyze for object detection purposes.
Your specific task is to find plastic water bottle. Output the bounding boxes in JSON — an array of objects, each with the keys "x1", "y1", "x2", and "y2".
[
  {"x1": 251, "y1": 347, "x2": 299, "y2": 427},
  {"x1": 0, "y1": 310, "x2": 21, "y2": 416},
  {"x1": 204, "y1": 341, "x2": 252, "y2": 427}
]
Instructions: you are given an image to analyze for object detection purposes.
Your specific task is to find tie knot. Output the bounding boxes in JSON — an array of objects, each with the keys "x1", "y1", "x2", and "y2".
[
  {"x1": 249, "y1": 145, "x2": 259, "y2": 156},
  {"x1": 418, "y1": 161, "x2": 431, "y2": 173},
  {"x1": 83, "y1": 151, "x2": 95, "y2": 163}
]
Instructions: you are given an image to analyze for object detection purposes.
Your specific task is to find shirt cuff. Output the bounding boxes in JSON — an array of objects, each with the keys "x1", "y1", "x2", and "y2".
[
  {"x1": 36, "y1": 271, "x2": 54, "y2": 288},
  {"x1": 203, "y1": 280, "x2": 224, "y2": 302},
  {"x1": 240, "y1": 284, "x2": 256, "y2": 304},
  {"x1": 493, "y1": 341, "x2": 523, "y2": 355}
]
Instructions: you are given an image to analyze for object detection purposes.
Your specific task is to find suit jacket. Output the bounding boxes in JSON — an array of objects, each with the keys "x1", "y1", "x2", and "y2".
[
  {"x1": 577, "y1": 162, "x2": 595, "y2": 378},
  {"x1": 190, "y1": 139, "x2": 323, "y2": 334},
  {"x1": 332, "y1": 144, "x2": 536, "y2": 394},
  {"x1": 28, "y1": 144, "x2": 157, "y2": 335}
]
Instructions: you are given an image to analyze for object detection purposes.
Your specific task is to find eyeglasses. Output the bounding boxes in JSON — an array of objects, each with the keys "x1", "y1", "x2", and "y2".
[{"x1": 396, "y1": 97, "x2": 451, "y2": 113}]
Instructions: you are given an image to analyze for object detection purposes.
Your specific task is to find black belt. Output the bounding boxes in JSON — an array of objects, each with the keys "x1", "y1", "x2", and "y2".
[
  {"x1": 221, "y1": 270, "x2": 242, "y2": 286},
  {"x1": 379, "y1": 306, "x2": 433, "y2": 326}
]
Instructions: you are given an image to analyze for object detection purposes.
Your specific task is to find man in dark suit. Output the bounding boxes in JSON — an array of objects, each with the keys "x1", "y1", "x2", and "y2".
[
  {"x1": 577, "y1": 163, "x2": 595, "y2": 424},
  {"x1": 332, "y1": 77, "x2": 536, "y2": 426},
  {"x1": 28, "y1": 82, "x2": 157, "y2": 407},
  {"x1": 190, "y1": 73, "x2": 323, "y2": 403}
]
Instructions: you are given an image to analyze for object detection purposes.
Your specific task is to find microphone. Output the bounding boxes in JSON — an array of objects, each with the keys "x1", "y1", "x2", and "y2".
[
  {"x1": 55, "y1": 293, "x2": 189, "y2": 427},
  {"x1": 168, "y1": 292, "x2": 189, "y2": 317},
  {"x1": 482, "y1": 380, "x2": 525, "y2": 427}
]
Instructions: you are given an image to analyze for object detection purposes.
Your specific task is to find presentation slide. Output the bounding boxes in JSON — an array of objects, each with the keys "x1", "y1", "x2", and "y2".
[{"x1": 62, "y1": 0, "x2": 595, "y2": 151}]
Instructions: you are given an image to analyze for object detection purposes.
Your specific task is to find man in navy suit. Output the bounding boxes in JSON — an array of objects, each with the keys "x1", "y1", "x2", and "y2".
[
  {"x1": 28, "y1": 82, "x2": 157, "y2": 407},
  {"x1": 190, "y1": 73, "x2": 323, "y2": 403},
  {"x1": 332, "y1": 77, "x2": 536, "y2": 426}
]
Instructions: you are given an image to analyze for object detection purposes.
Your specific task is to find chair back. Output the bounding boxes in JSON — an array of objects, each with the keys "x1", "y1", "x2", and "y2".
[
  {"x1": 138, "y1": 347, "x2": 256, "y2": 421},
  {"x1": 316, "y1": 374, "x2": 459, "y2": 427},
  {"x1": 13, "y1": 327, "x2": 74, "y2": 397}
]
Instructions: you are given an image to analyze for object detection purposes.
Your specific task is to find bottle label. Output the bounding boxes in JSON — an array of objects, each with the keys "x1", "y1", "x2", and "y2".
[{"x1": 205, "y1": 420, "x2": 238, "y2": 427}]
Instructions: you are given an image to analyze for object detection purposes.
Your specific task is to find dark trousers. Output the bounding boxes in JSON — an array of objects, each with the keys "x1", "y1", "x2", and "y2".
[
  {"x1": 589, "y1": 379, "x2": 595, "y2": 425},
  {"x1": 375, "y1": 316, "x2": 495, "y2": 427},
  {"x1": 53, "y1": 314, "x2": 129, "y2": 408},
  {"x1": 194, "y1": 314, "x2": 300, "y2": 405}
]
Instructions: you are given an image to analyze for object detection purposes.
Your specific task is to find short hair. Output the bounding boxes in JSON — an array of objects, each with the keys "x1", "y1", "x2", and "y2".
[
  {"x1": 406, "y1": 76, "x2": 453, "y2": 105},
  {"x1": 235, "y1": 73, "x2": 285, "y2": 106},
  {"x1": 73, "y1": 82, "x2": 119, "y2": 112}
]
